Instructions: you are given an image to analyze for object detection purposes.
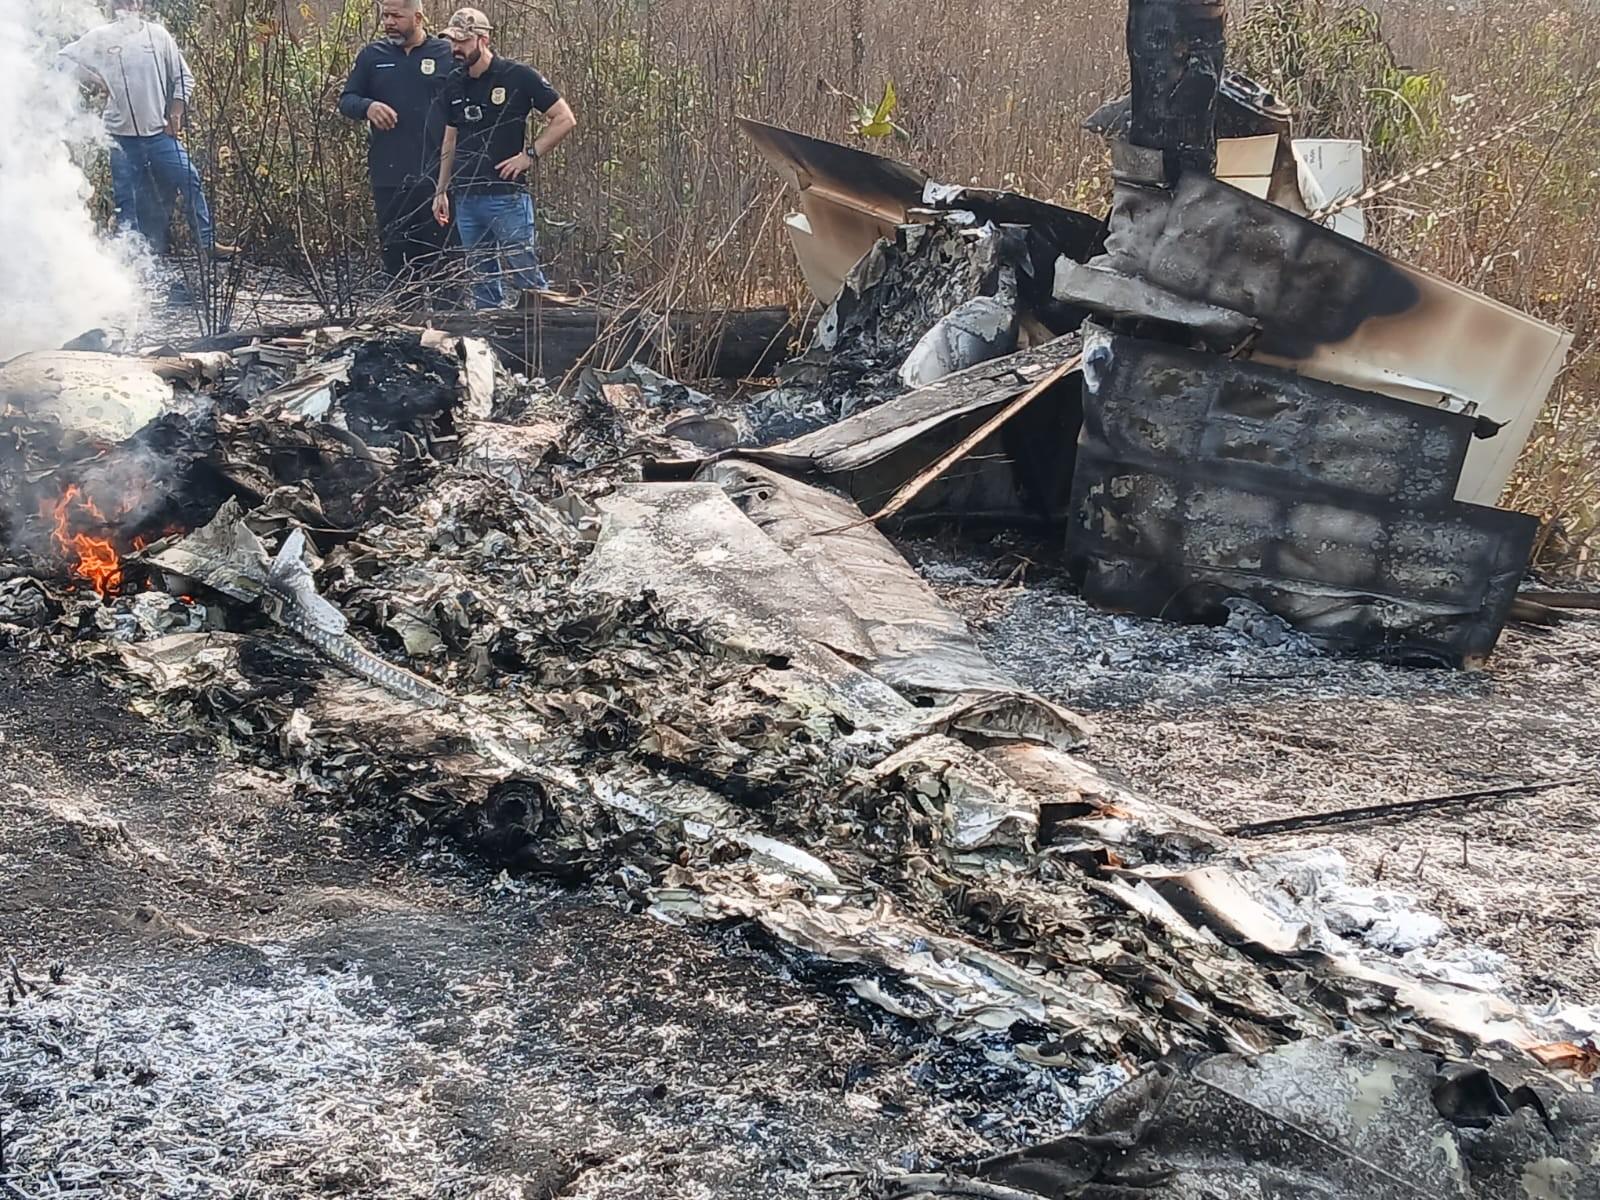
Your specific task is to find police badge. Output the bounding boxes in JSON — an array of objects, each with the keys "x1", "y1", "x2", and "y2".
[
  {"x1": 491, "y1": 86, "x2": 506, "y2": 105},
  {"x1": 421, "y1": 58, "x2": 436, "y2": 75}
]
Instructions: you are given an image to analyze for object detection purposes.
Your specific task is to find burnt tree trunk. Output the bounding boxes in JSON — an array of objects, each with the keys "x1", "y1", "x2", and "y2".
[{"x1": 1127, "y1": 0, "x2": 1227, "y2": 181}]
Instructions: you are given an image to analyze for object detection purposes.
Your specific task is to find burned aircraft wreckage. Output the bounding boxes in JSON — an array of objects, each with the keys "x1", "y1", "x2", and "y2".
[
  {"x1": 1, "y1": 1, "x2": 1595, "y2": 1197},
  {"x1": 730, "y1": 0, "x2": 1569, "y2": 669}
]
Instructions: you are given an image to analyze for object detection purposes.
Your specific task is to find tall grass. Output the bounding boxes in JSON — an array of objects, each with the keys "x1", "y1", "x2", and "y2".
[{"x1": 165, "y1": 0, "x2": 1599, "y2": 574}]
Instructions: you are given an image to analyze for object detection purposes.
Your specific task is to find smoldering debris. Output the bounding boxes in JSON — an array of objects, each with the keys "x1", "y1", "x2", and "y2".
[
  {"x1": 2, "y1": 6, "x2": 1597, "y2": 1193},
  {"x1": 1, "y1": 310, "x2": 1595, "y2": 1197}
]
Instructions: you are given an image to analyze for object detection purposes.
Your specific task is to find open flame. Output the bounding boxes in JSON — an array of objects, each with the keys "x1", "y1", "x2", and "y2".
[{"x1": 46, "y1": 484, "x2": 123, "y2": 598}]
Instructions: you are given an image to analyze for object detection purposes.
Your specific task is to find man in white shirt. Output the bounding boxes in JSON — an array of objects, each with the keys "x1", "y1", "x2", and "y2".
[{"x1": 60, "y1": 1, "x2": 232, "y2": 257}]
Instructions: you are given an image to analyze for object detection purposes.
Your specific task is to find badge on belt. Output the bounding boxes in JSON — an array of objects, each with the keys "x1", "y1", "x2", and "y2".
[
  {"x1": 491, "y1": 86, "x2": 506, "y2": 105},
  {"x1": 421, "y1": 58, "x2": 436, "y2": 75}
]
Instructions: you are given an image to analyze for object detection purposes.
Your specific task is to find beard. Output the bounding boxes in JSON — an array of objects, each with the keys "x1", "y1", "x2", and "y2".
[{"x1": 453, "y1": 45, "x2": 482, "y2": 67}]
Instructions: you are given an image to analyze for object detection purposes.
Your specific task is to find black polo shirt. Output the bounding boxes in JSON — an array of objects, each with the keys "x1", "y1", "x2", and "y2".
[
  {"x1": 339, "y1": 36, "x2": 454, "y2": 188},
  {"x1": 443, "y1": 55, "x2": 560, "y2": 194}
]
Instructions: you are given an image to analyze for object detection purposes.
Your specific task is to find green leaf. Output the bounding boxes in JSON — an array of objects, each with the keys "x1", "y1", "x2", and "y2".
[
  {"x1": 873, "y1": 79, "x2": 897, "y2": 126},
  {"x1": 853, "y1": 80, "x2": 897, "y2": 139}
]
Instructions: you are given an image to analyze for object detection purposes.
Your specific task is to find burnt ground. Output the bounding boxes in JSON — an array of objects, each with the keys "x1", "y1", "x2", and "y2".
[
  {"x1": 133, "y1": 261, "x2": 334, "y2": 349},
  {"x1": 916, "y1": 544, "x2": 1600, "y2": 1009},
  {"x1": 2, "y1": 577, "x2": 1597, "y2": 1195},
  {"x1": 0, "y1": 652, "x2": 1035, "y2": 1199}
]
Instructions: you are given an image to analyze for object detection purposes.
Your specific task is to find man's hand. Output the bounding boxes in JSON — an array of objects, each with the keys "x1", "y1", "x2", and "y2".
[
  {"x1": 496, "y1": 151, "x2": 534, "y2": 181},
  {"x1": 432, "y1": 191, "x2": 450, "y2": 226},
  {"x1": 367, "y1": 102, "x2": 399, "y2": 131},
  {"x1": 164, "y1": 118, "x2": 182, "y2": 137}
]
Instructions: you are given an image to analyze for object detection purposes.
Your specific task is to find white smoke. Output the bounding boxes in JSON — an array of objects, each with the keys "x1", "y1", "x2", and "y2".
[{"x1": 0, "y1": 0, "x2": 150, "y2": 361}]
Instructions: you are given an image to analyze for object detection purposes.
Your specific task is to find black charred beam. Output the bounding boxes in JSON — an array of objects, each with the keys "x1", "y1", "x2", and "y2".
[
  {"x1": 1126, "y1": 0, "x2": 1227, "y2": 180},
  {"x1": 431, "y1": 303, "x2": 801, "y2": 382}
]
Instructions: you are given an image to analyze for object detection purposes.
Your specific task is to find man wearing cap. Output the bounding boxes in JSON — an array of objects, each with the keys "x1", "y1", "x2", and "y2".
[
  {"x1": 339, "y1": 0, "x2": 455, "y2": 309},
  {"x1": 60, "y1": 0, "x2": 233, "y2": 259},
  {"x1": 431, "y1": 8, "x2": 576, "y2": 310}
]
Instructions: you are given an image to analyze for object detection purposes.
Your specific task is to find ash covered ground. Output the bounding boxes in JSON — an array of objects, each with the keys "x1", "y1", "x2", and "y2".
[
  {"x1": 131, "y1": 262, "x2": 335, "y2": 348},
  {"x1": 913, "y1": 538, "x2": 1600, "y2": 1005},
  {"x1": 0, "y1": 651, "x2": 1120, "y2": 1199}
]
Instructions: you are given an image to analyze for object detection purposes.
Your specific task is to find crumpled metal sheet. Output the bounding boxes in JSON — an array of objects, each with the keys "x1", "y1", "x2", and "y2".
[
  {"x1": 738, "y1": 119, "x2": 929, "y2": 304},
  {"x1": 575, "y1": 364, "x2": 738, "y2": 453},
  {"x1": 739, "y1": 119, "x2": 1102, "y2": 307},
  {"x1": 1092, "y1": 173, "x2": 1572, "y2": 506},
  {"x1": 655, "y1": 864, "x2": 1164, "y2": 1051},
  {"x1": 584, "y1": 469, "x2": 1092, "y2": 752},
  {"x1": 984, "y1": 741, "x2": 1219, "y2": 859},
  {"x1": 0, "y1": 350, "x2": 175, "y2": 443},
  {"x1": 700, "y1": 459, "x2": 1085, "y2": 736},
  {"x1": 1122, "y1": 860, "x2": 1550, "y2": 1055},
  {"x1": 927, "y1": 1036, "x2": 1600, "y2": 1200},
  {"x1": 577, "y1": 481, "x2": 907, "y2": 722},
  {"x1": 866, "y1": 734, "x2": 1038, "y2": 852},
  {"x1": 751, "y1": 337, "x2": 1081, "y2": 478},
  {"x1": 457, "y1": 419, "x2": 563, "y2": 498},
  {"x1": 735, "y1": 336, "x2": 1084, "y2": 527}
]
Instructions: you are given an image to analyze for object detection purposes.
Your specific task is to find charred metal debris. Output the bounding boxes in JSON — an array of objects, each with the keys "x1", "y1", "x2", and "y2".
[
  {"x1": 735, "y1": 0, "x2": 1570, "y2": 667},
  {"x1": 3, "y1": 315, "x2": 1595, "y2": 1195},
  {"x1": 1, "y1": 2, "x2": 1595, "y2": 1194}
]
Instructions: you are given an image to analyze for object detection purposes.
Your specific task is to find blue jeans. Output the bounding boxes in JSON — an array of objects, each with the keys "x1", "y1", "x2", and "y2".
[
  {"x1": 111, "y1": 133, "x2": 215, "y2": 254},
  {"x1": 454, "y1": 191, "x2": 547, "y2": 309}
]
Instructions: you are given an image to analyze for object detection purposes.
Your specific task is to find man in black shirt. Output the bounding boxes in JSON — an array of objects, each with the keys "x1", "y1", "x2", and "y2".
[
  {"x1": 430, "y1": 8, "x2": 576, "y2": 310},
  {"x1": 338, "y1": 0, "x2": 455, "y2": 308}
]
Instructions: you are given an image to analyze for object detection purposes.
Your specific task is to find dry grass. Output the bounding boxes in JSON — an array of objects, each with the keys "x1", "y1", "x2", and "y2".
[{"x1": 172, "y1": 0, "x2": 1600, "y2": 574}]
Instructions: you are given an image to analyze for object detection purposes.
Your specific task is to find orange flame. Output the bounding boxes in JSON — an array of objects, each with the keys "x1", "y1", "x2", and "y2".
[{"x1": 46, "y1": 485, "x2": 124, "y2": 599}]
